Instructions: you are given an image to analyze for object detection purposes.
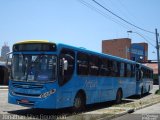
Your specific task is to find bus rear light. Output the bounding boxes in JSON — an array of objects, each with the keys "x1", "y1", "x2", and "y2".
[{"x1": 40, "y1": 89, "x2": 56, "y2": 98}]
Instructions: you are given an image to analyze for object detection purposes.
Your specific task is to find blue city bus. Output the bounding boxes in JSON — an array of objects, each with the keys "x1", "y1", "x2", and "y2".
[{"x1": 8, "y1": 40, "x2": 153, "y2": 110}]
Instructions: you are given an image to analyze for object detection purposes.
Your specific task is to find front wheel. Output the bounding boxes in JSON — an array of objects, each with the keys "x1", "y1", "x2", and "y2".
[
  {"x1": 73, "y1": 93, "x2": 85, "y2": 112},
  {"x1": 139, "y1": 87, "x2": 143, "y2": 98},
  {"x1": 115, "y1": 89, "x2": 122, "y2": 104}
]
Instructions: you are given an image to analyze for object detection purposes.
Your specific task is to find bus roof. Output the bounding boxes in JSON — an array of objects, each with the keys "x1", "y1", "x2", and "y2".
[
  {"x1": 141, "y1": 64, "x2": 153, "y2": 71},
  {"x1": 14, "y1": 40, "x2": 54, "y2": 45}
]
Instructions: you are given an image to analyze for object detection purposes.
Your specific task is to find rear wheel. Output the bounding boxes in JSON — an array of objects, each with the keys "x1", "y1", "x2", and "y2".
[
  {"x1": 139, "y1": 87, "x2": 143, "y2": 98},
  {"x1": 147, "y1": 86, "x2": 150, "y2": 94},
  {"x1": 73, "y1": 92, "x2": 85, "y2": 112},
  {"x1": 115, "y1": 89, "x2": 122, "y2": 104}
]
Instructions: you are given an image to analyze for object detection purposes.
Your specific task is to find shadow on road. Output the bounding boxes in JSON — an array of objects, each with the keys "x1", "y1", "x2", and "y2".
[
  {"x1": 7, "y1": 99, "x2": 134, "y2": 119},
  {"x1": 127, "y1": 93, "x2": 152, "y2": 99},
  {"x1": 6, "y1": 92, "x2": 153, "y2": 119}
]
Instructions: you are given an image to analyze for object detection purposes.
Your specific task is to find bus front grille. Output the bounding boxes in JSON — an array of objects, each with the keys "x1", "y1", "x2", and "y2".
[
  {"x1": 12, "y1": 83, "x2": 43, "y2": 89},
  {"x1": 12, "y1": 91, "x2": 41, "y2": 98}
]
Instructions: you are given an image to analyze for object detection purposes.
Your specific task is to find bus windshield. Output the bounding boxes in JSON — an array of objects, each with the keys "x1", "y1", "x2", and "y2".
[{"x1": 11, "y1": 54, "x2": 57, "y2": 82}]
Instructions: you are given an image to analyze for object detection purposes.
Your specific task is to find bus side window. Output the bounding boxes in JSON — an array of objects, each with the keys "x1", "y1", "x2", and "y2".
[
  {"x1": 148, "y1": 70, "x2": 150, "y2": 78},
  {"x1": 151, "y1": 70, "x2": 153, "y2": 79},
  {"x1": 59, "y1": 48, "x2": 75, "y2": 86},
  {"x1": 108, "y1": 60, "x2": 113, "y2": 76},
  {"x1": 148, "y1": 70, "x2": 151, "y2": 78},
  {"x1": 77, "y1": 52, "x2": 89, "y2": 75},
  {"x1": 124, "y1": 63, "x2": 128, "y2": 77},
  {"x1": 142, "y1": 67, "x2": 146, "y2": 78},
  {"x1": 99, "y1": 58, "x2": 109, "y2": 76},
  {"x1": 146, "y1": 69, "x2": 148, "y2": 78},
  {"x1": 142, "y1": 67, "x2": 144, "y2": 78},
  {"x1": 120, "y1": 63, "x2": 125, "y2": 77},
  {"x1": 126, "y1": 64, "x2": 131, "y2": 77},
  {"x1": 131, "y1": 65, "x2": 135, "y2": 77},
  {"x1": 113, "y1": 61, "x2": 120, "y2": 77},
  {"x1": 89, "y1": 55, "x2": 99, "y2": 76},
  {"x1": 116, "y1": 62, "x2": 121, "y2": 77},
  {"x1": 136, "y1": 70, "x2": 140, "y2": 81}
]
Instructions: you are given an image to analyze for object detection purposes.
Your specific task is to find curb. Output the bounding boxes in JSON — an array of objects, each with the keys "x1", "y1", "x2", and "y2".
[
  {"x1": 98, "y1": 99, "x2": 160, "y2": 120},
  {"x1": 98, "y1": 108, "x2": 134, "y2": 120},
  {"x1": 134, "y1": 100, "x2": 160, "y2": 111}
]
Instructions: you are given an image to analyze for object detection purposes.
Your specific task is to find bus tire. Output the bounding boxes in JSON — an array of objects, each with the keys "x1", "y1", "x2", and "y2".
[
  {"x1": 140, "y1": 87, "x2": 143, "y2": 98},
  {"x1": 115, "y1": 89, "x2": 122, "y2": 104},
  {"x1": 147, "y1": 86, "x2": 150, "y2": 94},
  {"x1": 73, "y1": 92, "x2": 86, "y2": 112}
]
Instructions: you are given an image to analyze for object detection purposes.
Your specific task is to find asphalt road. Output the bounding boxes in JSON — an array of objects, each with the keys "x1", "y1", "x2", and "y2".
[
  {"x1": 111, "y1": 103, "x2": 160, "y2": 120},
  {"x1": 111, "y1": 85, "x2": 160, "y2": 120},
  {"x1": 0, "y1": 89, "x2": 28, "y2": 114},
  {"x1": 0, "y1": 85, "x2": 159, "y2": 120}
]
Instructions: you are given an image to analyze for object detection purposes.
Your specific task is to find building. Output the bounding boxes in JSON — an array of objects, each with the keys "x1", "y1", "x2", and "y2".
[
  {"x1": 131, "y1": 42, "x2": 148, "y2": 62},
  {"x1": 102, "y1": 38, "x2": 131, "y2": 59},
  {"x1": 102, "y1": 38, "x2": 148, "y2": 62},
  {"x1": 1, "y1": 44, "x2": 10, "y2": 61}
]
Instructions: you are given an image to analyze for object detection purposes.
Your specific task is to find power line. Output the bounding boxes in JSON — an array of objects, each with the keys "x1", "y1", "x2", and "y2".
[
  {"x1": 105, "y1": 0, "x2": 136, "y2": 25},
  {"x1": 78, "y1": 0, "x2": 156, "y2": 48},
  {"x1": 115, "y1": 0, "x2": 138, "y2": 22},
  {"x1": 77, "y1": 0, "x2": 132, "y2": 31},
  {"x1": 142, "y1": 33, "x2": 156, "y2": 42},
  {"x1": 96, "y1": 0, "x2": 156, "y2": 43},
  {"x1": 92, "y1": 0, "x2": 155, "y2": 34},
  {"x1": 136, "y1": 33, "x2": 155, "y2": 48},
  {"x1": 78, "y1": 0, "x2": 155, "y2": 48},
  {"x1": 128, "y1": 31, "x2": 155, "y2": 48}
]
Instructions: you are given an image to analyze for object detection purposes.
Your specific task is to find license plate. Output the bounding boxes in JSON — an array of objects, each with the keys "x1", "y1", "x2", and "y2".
[{"x1": 19, "y1": 99, "x2": 29, "y2": 103}]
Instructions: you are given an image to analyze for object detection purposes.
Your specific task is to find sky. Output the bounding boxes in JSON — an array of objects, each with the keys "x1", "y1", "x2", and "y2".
[{"x1": 0, "y1": 0, "x2": 160, "y2": 60}]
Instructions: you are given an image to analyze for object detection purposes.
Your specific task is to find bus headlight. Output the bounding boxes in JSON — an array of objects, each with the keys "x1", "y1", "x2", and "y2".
[{"x1": 40, "y1": 89, "x2": 56, "y2": 98}]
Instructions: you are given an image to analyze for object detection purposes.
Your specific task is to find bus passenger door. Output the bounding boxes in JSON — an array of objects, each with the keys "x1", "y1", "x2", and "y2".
[
  {"x1": 58, "y1": 48, "x2": 75, "y2": 86},
  {"x1": 57, "y1": 48, "x2": 75, "y2": 108},
  {"x1": 136, "y1": 67, "x2": 143, "y2": 95}
]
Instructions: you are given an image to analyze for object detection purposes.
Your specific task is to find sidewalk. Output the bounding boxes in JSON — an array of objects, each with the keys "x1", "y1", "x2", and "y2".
[
  {"x1": 67, "y1": 94, "x2": 160, "y2": 120},
  {"x1": 0, "y1": 85, "x2": 8, "y2": 89}
]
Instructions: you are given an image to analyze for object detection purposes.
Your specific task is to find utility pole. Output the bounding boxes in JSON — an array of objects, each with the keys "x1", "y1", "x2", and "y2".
[{"x1": 155, "y1": 28, "x2": 160, "y2": 89}]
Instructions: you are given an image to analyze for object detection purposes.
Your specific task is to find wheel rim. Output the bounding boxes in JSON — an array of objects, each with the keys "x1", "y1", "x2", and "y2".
[
  {"x1": 74, "y1": 96, "x2": 82, "y2": 109},
  {"x1": 117, "y1": 90, "x2": 122, "y2": 103},
  {"x1": 141, "y1": 88, "x2": 143, "y2": 96},
  {"x1": 148, "y1": 86, "x2": 150, "y2": 92}
]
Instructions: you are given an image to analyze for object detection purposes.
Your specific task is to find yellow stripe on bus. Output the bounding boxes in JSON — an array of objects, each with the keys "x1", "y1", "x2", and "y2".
[{"x1": 15, "y1": 40, "x2": 51, "y2": 44}]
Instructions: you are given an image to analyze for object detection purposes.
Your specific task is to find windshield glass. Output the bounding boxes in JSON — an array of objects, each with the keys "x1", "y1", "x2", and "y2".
[{"x1": 11, "y1": 54, "x2": 57, "y2": 82}]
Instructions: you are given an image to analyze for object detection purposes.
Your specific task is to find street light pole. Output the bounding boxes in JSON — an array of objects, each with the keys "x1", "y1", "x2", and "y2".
[{"x1": 155, "y1": 28, "x2": 160, "y2": 89}]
